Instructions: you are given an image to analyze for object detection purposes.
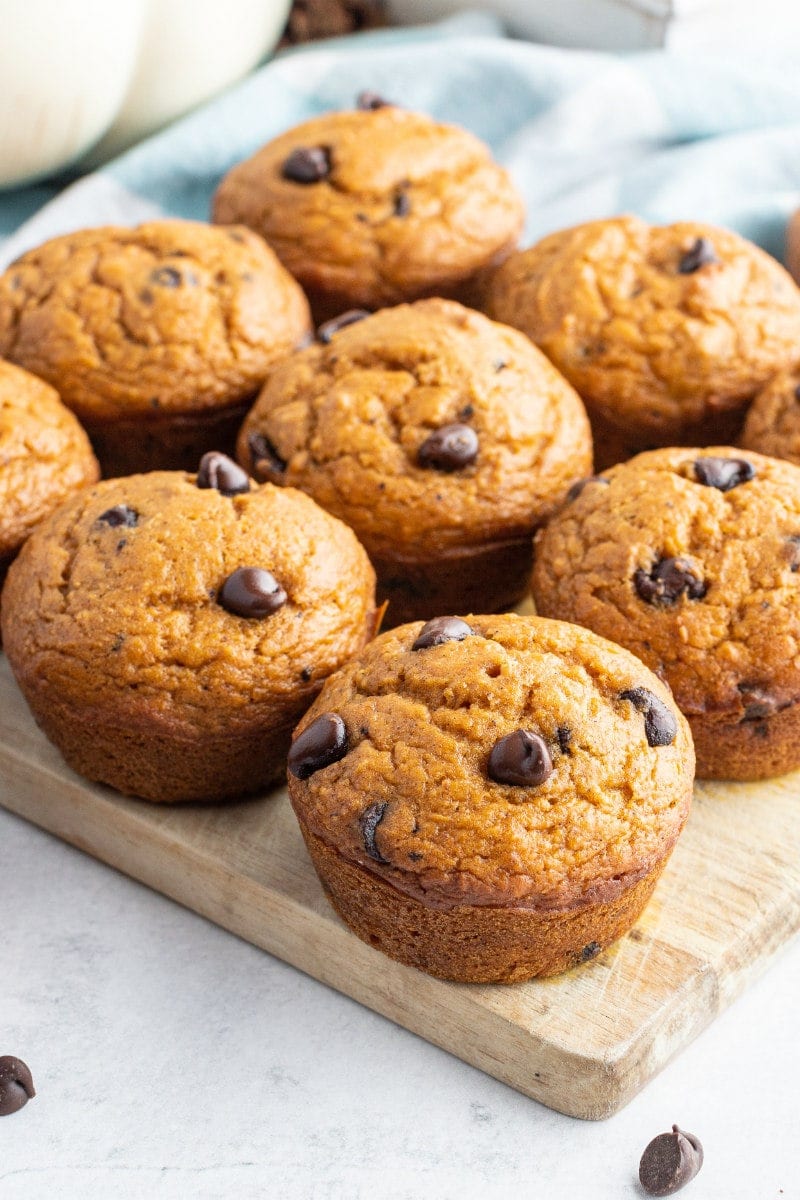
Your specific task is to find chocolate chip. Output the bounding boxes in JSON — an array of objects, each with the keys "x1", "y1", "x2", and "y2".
[
  {"x1": 97, "y1": 505, "x2": 138, "y2": 528},
  {"x1": 556, "y1": 726, "x2": 572, "y2": 755},
  {"x1": 493, "y1": 359, "x2": 508, "y2": 372},
  {"x1": 566, "y1": 475, "x2": 610, "y2": 503},
  {"x1": 281, "y1": 146, "x2": 331, "y2": 184},
  {"x1": 795, "y1": 383, "x2": 800, "y2": 403},
  {"x1": 412, "y1": 616, "x2": 475, "y2": 650},
  {"x1": 459, "y1": 404, "x2": 475, "y2": 419},
  {"x1": 317, "y1": 309, "x2": 370, "y2": 343},
  {"x1": 785, "y1": 534, "x2": 800, "y2": 572},
  {"x1": 488, "y1": 730, "x2": 553, "y2": 787},
  {"x1": 393, "y1": 189, "x2": 411, "y2": 217},
  {"x1": 150, "y1": 266, "x2": 183, "y2": 288},
  {"x1": 0, "y1": 1057, "x2": 35, "y2": 1117},
  {"x1": 111, "y1": 633, "x2": 125, "y2": 652},
  {"x1": 300, "y1": 666, "x2": 312, "y2": 682},
  {"x1": 737, "y1": 683, "x2": 788, "y2": 723},
  {"x1": 693, "y1": 456, "x2": 755, "y2": 492},
  {"x1": 359, "y1": 801, "x2": 390, "y2": 863},
  {"x1": 639, "y1": 1125, "x2": 703, "y2": 1196},
  {"x1": 288, "y1": 713, "x2": 348, "y2": 779},
  {"x1": 357, "y1": 90, "x2": 390, "y2": 110},
  {"x1": 248, "y1": 432, "x2": 286, "y2": 478},
  {"x1": 218, "y1": 567, "x2": 287, "y2": 618},
  {"x1": 196, "y1": 452, "x2": 250, "y2": 496},
  {"x1": 678, "y1": 237, "x2": 718, "y2": 274},
  {"x1": 619, "y1": 687, "x2": 677, "y2": 747},
  {"x1": 417, "y1": 423, "x2": 478, "y2": 472},
  {"x1": 634, "y1": 558, "x2": 706, "y2": 606},
  {"x1": 579, "y1": 942, "x2": 601, "y2": 962}
]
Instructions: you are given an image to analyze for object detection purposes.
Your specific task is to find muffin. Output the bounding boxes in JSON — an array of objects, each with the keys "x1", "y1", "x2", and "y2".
[
  {"x1": 237, "y1": 299, "x2": 592, "y2": 624},
  {"x1": 532, "y1": 446, "x2": 800, "y2": 780},
  {"x1": 483, "y1": 217, "x2": 800, "y2": 467},
  {"x1": 0, "y1": 220, "x2": 312, "y2": 476},
  {"x1": 212, "y1": 94, "x2": 524, "y2": 321},
  {"x1": 2, "y1": 456, "x2": 376, "y2": 803},
  {"x1": 740, "y1": 369, "x2": 800, "y2": 466},
  {"x1": 287, "y1": 612, "x2": 694, "y2": 983},
  {"x1": 0, "y1": 359, "x2": 98, "y2": 590}
]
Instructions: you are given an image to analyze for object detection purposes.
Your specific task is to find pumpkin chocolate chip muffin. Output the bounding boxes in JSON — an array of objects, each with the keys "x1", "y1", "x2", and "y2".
[
  {"x1": 483, "y1": 217, "x2": 800, "y2": 467},
  {"x1": 1, "y1": 456, "x2": 376, "y2": 803},
  {"x1": 0, "y1": 220, "x2": 312, "y2": 477},
  {"x1": 212, "y1": 94, "x2": 524, "y2": 321},
  {"x1": 740, "y1": 369, "x2": 800, "y2": 466},
  {"x1": 287, "y1": 612, "x2": 693, "y2": 983},
  {"x1": 237, "y1": 299, "x2": 592, "y2": 625},
  {"x1": 532, "y1": 446, "x2": 800, "y2": 780}
]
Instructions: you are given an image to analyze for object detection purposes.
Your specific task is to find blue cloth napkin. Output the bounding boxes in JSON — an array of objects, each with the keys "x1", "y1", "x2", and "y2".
[{"x1": 2, "y1": 12, "x2": 800, "y2": 266}]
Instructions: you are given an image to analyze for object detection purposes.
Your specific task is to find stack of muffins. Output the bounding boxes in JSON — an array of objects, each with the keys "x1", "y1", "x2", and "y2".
[{"x1": 3, "y1": 91, "x2": 800, "y2": 984}]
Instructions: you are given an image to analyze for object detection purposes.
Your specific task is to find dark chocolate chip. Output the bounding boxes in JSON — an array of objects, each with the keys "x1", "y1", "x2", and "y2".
[
  {"x1": 556, "y1": 726, "x2": 572, "y2": 755},
  {"x1": 737, "y1": 683, "x2": 785, "y2": 723},
  {"x1": 795, "y1": 383, "x2": 800, "y2": 403},
  {"x1": 196, "y1": 451, "x2": 250, "y2": 496},
  {"x1": 317, "y1": 309, "x2": 370, "y2": 343},
  {"x1": 693, "y1": 456, "x2": 755, "y2": 492},
  {"x1": 116, "y1": 539, "x2": 127, "y2": 552},
  {"x1": 111, "y1": 633, "x2": 125, "y2": 652},
  {"x1": 150, "y1": 397, "x2": 161, "y2": 408},
  {"x1": 634, "y1": 558, "x2": 706, "y2": 606},
  {"x1": 150, "y1": 266, "x2": 183, "y2": 288},
  {"x1": 393, "y1": 189, "x2": 411, "y2": 217},
  {"x1": 678, "y1": 237, "x2": 718, "y2": 274},
  {"x1": 579, "y1": 942, "x2": 601, "y2": 962},
  {"x1": 566, "y1": 475, "x2": 610, "y2": 503},
  {"x1": 97, "y1": 505, "x2": 138, "y2": 528},
  {"x1": 357, "y1": 90, "x2": 390, "y2": 110},
  {"x1": 218, "y1": 567, "x2": 287, "y2": 618},
  {"x1": 639, "y1": 1125, "x2": 703, "y2": 1196},
  {"x1": 359, "y1": 801, "x2": 390, "y2": 863},
  {"x1": 417, "y1": 423, "x2": 478, "y2": 472},
  {"x1": 488, "y1": 730, "x2": 553, "y2": 787},
  {"x1": 288, "y1": 713, "x2": 348, "y2": 780},
  {"x1": 248, "y1": 432, "x2": 286, "y2": 478},
  {"x1": 408, "y1": 851, "x2": 423, "y2": 862},
  {"x1": 282, "y1": 146, "x2": 331, "y2": 184},
  {"x1": 300, "y1": 666, "x2": 313, "y2": 682},
  {"x1": 0, "y1": 1057, "x2": 35, "y2": 1117},
  {"x1": 412, "y1": 616, "x2": 475, "y2": 650},
  {"x1": 459, "y1": 404, "x2": 475, "y2": 419},
  {"x1": 620, "y1": 687, "x2": 677, "y2": 747},
  {"x1": 785, "y1": 534, "x2": 800, "y2": 572}
]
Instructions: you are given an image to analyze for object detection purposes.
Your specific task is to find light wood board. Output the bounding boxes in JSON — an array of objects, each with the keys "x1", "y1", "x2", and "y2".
[{"x1": 1, "y1": 654, "x2": 799, "y2": 1120}]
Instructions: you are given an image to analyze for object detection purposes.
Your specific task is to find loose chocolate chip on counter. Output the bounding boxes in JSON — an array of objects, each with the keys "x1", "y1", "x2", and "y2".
[
  {"x1": 634, "y1": 558, "x2": 706, "y2": 606},
  {"x1": 317, "y1": 309, "x2": 370, "y2": 343},
  {"x1": 393, "y1": 189, "x2": 411, "y2": 217},
  {"x1": 282, "y1": 146, "x2": 332, "y2": 184},
  {"x1": 693, "y1": 456, "x2": 755, "y2": 492},
  {"x1": 488, "y1": 730, "x2": 553, "y2": 787},
  {"x1": 359, "y1": 801, "x2": 390, "y2": 864},
  {"x1": 0, "y1": 1057, "x2": 35, "y2": 1117},
  {"x1": 566, "y1": 475, "x2": 611, "y2": 503},
  {"x1": 619, "y1": 687, "x2": 677, "y2": 747},
  {"x1": 417, "y1": 423, "x2": 479, "y2": 472},
  {"x1": 678, "y1": 237, "x2": 718, "y2": 274},
  {"x1": 288, "y1": 713, "x2": 348, "y2": 780},
  {"x1": 97, "y1": 505, "x2": 138, "y2": 528},
  {"x1": 196, "y1": 452, "x2": 250, "y2": 496},
  {"x1": 218, "y1": 567, "x2": 287, "y2": 618},
  {"x1": 248, "y1": 432, "x2": 286, "y2": 478},
  {"x1": 639, "y1": 1125, "x2": 704, "y2": 1196},
  {"x1": 412, "y1": 616, "x2": 475, "y2": 650},
  {"x1": 357, "y1": 90, "x2": 390, "y2": 110},
  {"x1": 150, "y1": 265, "x2": 184, "y2": 288}
]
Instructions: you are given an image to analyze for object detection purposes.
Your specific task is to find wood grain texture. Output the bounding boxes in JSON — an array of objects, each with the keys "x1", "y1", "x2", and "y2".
[{"x1": 1, "y1": 652, "x2": 799, "y2": 1119}]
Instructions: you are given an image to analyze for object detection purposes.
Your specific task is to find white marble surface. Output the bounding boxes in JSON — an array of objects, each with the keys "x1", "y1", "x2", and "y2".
[{"x1": 2, "y1": 803, "x2": 799, "y2": 1200}]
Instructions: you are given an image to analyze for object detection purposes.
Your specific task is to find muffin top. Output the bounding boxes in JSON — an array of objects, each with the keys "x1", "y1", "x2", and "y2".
[
  {"x1": 0, "y1": 220, "x2": 312, "y2": 422},
  {"x1": 740, "y1": 369, "x2": 800, "y2": 467},
  {"x1": 212, "y1": 99, "x2": 524, "y2": 314},
  {"x1": 237, "y1": 299, "x2": 592, "y2": 557},
  {"x1": 0, "y1": 360, "x2": 98, "y2": 560},
  {"x1": 287, "y1": 613, "x2": 693, "y2": 910},
  {"x1": 1, "y1": 462, "x2": 376, "y2": 736},
  {"x1": 484, "y1": 216, "x2": 800, "y2": 439},
  {"x1": 532, "y1": 446, "x2": 800, "y2": 720}
]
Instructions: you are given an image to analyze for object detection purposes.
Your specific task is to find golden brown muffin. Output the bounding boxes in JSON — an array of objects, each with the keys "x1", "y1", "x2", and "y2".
[
  {"x1": 212, "y1": 95, "x2": 524, "y2": 321},
  {"x1": 237, "y1": 299, "x2": 592, "y2": 624},
  {"x1": 0, "y1": 220, "x2": 312, "y2": 476},
  {"x1": 483, "y1": 217, "x2": 800, "y2": 467},
  {"x1": 287, "y1": 612, "x2": 694, "y2": 983},
  {"x1": 2, "y1": 457, "x2": 376, "y2": 803},
  {"x1": 532, "y1": 446, "x2": 800, "y2": 780},
  {"x1": 740, "y1": 369, "x2": 800, "y2": 466}
]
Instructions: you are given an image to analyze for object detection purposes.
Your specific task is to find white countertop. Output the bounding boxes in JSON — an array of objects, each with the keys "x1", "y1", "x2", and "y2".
[{"x1": 2, "y1": 803, "x2": 799, "y2": 1199}]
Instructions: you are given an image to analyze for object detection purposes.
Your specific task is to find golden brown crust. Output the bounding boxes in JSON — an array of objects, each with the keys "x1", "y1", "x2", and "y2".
[
  {"x1": 483, "y1": 217, "x2": 800, "y2": 458},
  {"x1": 740, "y1": 369, "x2": 800, "y2": 467},
  {"x1": 213, "y1": 107, "x2": 524, "y2": 319}
]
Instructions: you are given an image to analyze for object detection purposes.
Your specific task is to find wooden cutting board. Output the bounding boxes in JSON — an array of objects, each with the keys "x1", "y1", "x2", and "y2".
[{"x1": 2, "y1": 651, "x2": 799, "y2": 1121}]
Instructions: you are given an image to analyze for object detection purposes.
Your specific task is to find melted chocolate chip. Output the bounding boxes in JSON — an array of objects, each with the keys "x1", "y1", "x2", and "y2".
[
  {"x1": 488, "y1": 730, "x2": 553, "y2": 787},
  {"x1": 357, "y1": 90, "x2": 390, "y2": 110},
  {"x1": 218, "y1": 567, "x2": 287, "y2": 618},
  {"x1": 288, "y1": 713, "x2": 348, "y2": 779},
  {"x1": 150, "y1": 265, "x2": 183, "y2": 288},
  {"x1": 639, "y1": 1125, "x2": 704, "y2": 1196},
  {"x1": 693, "y1": 456, "x2": 755, "y2": 492},
  {"x1": 566, "y1": 475, "x2": 610, "y2": 503},
  {"x1": 248, "y1": 432, "x2": 286, "y2": 478},
  {"x1": 412, "y1": 616, "x2": 475, "y2": 650},
  {"x1": 393, "y1": 189, "x2": 411, "y2": 217},
  {"x1": 634, "y1": 558, "x2": 706, "y2": 606},
  {"x1": 785, "y1": 534, "x2": 800, "y2": 572},
  {"x1": 737, "y1": 683, "x2": 786, "y2": 723},
  {"x1": 359, "y1": 801, "x2": 390, "y2": 863},
  {"x1": 620, "y1": 687, "x2": 677, "y2": 747},
  {"x1": 196, "y1": 452, "x2": 250, "y2": 496},
  {"x1": 678, "y1": 237, "x2": 718, "y2": 274},
  {"x1": 417, "y1": 423, "x2": 478, "y2": 472},
  {"x1": 0, "y1": 1057, "x2": 35, "y2": 1117},
  {"x1": 97, "y1": 505, "x2": 138, "y2": 528},
  {"x1": 317, "y1": 309, "x2": 370, "y2": 343},
  {"x1": 556, "y1": 726, "x2": 572, "y2": 755},
  {"x1": 300, "y1": 666, "x2": 313, "y2": 683},
  {"x1": 579, "y1": 942, "x2": 601, "y2": 962},
  {"x1": 282, "y1": 146, "x2": 331, "y2": 183}
]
